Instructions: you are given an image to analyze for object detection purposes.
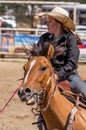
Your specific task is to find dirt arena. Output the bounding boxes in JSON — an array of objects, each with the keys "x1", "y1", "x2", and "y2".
[{"x1": 0, "y1": 58, "x2": 86, "y2": 130}]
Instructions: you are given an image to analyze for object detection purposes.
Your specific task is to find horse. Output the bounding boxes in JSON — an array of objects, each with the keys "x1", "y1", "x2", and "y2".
[{"x1": 18, "y1": 44, "x2": 86, "y2": 130}]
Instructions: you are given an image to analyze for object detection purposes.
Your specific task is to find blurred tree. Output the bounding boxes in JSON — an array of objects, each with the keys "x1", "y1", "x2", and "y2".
[
  {"x1": 0, "y1": 4, "x2": 6, "y2": 14},
  {"x1": 0, "y1": 3, "x2": 31, "y2": 27},
  {"x1": 0, "y1": 1, "x2": 85, "y2": 28}
]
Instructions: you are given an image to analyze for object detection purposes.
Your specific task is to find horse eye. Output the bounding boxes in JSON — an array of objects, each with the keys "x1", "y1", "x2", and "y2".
[{"x1": 41, "y1": 66, "x2": 47, "y2": 71}]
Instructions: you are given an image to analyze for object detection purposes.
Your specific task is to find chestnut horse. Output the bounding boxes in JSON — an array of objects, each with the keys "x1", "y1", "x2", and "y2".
[{"x1": 18, "y1": 45, "x2": 86, "y2": 130}]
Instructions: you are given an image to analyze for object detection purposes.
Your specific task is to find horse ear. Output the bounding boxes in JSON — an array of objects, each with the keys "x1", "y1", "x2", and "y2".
[{"x1": 46, "y1": 44, "x2": 54, "y2": 59}]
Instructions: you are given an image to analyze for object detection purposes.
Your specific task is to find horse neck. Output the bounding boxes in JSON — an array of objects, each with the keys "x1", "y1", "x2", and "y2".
[{"x1": 42, "y1": 74, "x2": 74, "y2": 128}]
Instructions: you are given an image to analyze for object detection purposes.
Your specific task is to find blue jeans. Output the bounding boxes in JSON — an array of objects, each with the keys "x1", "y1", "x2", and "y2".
[{"x1": 67, "y1": 73, "x2": 86, "y2": 99}]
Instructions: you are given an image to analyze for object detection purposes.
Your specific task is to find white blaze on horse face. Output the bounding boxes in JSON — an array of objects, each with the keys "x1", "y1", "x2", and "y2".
[{"x1": 24, "y1": 60, "x2": 36, "y2": 83}]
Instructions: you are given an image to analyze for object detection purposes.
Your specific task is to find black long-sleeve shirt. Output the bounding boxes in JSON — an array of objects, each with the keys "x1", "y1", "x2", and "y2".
[{"x1": 36, "y1": 31, "x2": 80, "y2": 81}]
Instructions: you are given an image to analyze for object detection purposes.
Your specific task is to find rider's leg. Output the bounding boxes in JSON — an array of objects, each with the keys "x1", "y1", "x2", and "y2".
[{"x1": 67, "y1": 73, "x2": 86, "y2": 99}]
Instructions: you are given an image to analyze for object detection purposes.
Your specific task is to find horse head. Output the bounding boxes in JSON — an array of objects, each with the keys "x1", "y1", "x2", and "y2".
[{"x1": 18, "y1": 43, "x2": 56, "y2": 106}]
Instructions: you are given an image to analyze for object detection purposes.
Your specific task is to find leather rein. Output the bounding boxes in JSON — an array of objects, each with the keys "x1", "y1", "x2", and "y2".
[{"x1": 28, "y1": 72, "x2": 57, "y2": 114}]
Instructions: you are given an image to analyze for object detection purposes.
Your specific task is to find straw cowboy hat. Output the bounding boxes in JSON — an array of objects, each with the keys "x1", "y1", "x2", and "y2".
[{"x1": 43, "y1": 6, "x2": 75, "y2": 32}]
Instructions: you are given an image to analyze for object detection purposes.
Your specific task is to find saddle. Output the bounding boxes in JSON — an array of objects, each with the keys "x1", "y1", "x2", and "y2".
[{"x1": 58, "y1": 80, "x2": 86, "y2": 109}]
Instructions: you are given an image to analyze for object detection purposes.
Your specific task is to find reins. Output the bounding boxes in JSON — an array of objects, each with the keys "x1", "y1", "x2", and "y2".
[
  {"x1": 0, "y1": 81, "x2": 23, "y2": 113},
  {"x1": 32, "y1": 72, "x2": 57, "y2": 113},
  {"x1": 38, "y1": 82, "x2": 57, "y2": 112}
]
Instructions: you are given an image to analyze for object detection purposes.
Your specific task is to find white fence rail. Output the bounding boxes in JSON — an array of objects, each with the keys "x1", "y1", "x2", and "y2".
[
  {"x1": 76, "y1": 31, "x2": 86, "y2": 40},
  {"x1": 0, "y1": 27, "x2": 86, "y2": 38},
  {"x1": 0, "y1": 27, "x2": 47, "y2": 57},
  {"x1": 0, "y1": 27, "x2": 48, "y2": 36},
  {"x1": 0, "y1": 27, "x2": 86, "y2": 61}
]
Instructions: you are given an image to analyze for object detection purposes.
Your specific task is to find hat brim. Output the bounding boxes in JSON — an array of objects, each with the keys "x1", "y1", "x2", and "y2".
[{"x1": 43, "y1": 12, "x2": 75, "y2": 32}]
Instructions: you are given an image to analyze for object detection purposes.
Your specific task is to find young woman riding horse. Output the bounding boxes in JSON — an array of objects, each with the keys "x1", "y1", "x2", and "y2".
[{"x1": 18, "y1": 6, "x2": 86, "y2": 130}]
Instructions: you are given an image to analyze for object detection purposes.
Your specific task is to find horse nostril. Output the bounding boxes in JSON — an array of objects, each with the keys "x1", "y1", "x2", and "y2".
[
  {"x1": 23, "y1": 87, "x2": 31, "y2": 96},
  {"x1": 18, "y1": 87, "x2": 31, "y2": 102},
  {"x1": 24, "y1": 88, "x2": 31, "y2": 93}
]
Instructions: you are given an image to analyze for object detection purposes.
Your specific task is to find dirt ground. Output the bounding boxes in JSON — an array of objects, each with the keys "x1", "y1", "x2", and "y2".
[{"x1": 0, "y1": 59, "x2": 86, "y2": 130}]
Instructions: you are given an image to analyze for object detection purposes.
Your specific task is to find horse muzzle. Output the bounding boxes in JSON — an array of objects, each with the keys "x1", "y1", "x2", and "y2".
[
  {"x1": 18, "y1": 87, "x2": 31, "y2": 102},
  {"x1": 18, "y1": 87, "x2": 38, "y2": 105}
]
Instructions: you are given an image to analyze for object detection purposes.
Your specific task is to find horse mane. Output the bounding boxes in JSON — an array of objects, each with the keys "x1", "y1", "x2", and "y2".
[
  {"x1": 28, "y1": 42, "x2": 54, "y2": 59},
  {"x1": 29, "y1": 43, "x2": 40, "y2": 56}
]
